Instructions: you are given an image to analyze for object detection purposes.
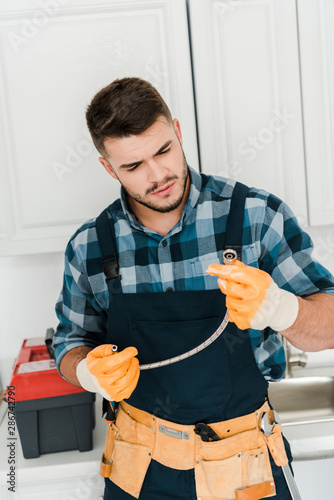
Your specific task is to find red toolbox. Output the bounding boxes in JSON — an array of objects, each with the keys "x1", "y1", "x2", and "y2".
[{"x1": 6, "y1": 335, "x2": 95, "y2": 459}]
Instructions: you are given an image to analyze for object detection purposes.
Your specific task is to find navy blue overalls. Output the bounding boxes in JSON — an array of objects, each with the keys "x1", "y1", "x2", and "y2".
[{"x1": 95, "y1": 181, "x2": 293, "y2": 500}]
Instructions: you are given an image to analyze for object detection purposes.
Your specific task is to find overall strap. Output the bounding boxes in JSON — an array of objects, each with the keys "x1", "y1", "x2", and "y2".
[
  {"x1": 95, "y1": 208, "x2": 122, "y2": 291},
  {"x1": 224, "y1": 181, "x2": 249, "y2": 261},
  {"x1": 95, "y1": 208, "x2": 121, "y2": 419}
]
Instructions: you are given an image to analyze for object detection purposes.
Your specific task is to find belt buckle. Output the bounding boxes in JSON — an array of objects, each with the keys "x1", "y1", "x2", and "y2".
[{"x1": 158, "y1": 425, "x2": 190, "y2": 440}]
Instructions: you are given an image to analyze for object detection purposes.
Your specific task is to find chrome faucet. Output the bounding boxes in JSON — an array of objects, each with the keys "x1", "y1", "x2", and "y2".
[{"x1": 282, "y1": 336, "x2": 308, "y2": 378}]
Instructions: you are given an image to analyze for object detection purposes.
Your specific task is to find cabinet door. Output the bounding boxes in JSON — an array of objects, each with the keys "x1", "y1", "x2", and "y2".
[
  {"x1": 189, "y1": 0, "x2": 308, "y2": 224},
  {"x1": 0, "y1": 0, "x2": 198, "y2": 256},
  {"x1": 297, "y1": 0, "x2": 334, "y2": 226}
]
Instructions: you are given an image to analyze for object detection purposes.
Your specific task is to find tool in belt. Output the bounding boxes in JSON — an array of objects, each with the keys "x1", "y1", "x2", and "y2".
[
  {"x1": 261, "y1": 410, "x2": 302, "y2": 500},
  {"x1": 100, "y1": 400, "x2": 302, "y2": 500}
]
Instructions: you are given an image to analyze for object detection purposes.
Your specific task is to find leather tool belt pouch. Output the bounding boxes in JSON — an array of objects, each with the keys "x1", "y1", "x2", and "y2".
[{"x1": 100, "y1": 401, "x2": 288, "y2": 500}]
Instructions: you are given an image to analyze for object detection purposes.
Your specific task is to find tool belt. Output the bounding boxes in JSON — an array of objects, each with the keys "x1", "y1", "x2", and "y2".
[{"x1": 100, "y1": 400, "x2": 288, "y2": 500}]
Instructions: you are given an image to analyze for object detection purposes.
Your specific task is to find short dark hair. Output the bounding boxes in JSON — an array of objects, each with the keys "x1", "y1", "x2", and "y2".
[{"x1": 86, "y1": 77, "x2": 173, "y2": 156}]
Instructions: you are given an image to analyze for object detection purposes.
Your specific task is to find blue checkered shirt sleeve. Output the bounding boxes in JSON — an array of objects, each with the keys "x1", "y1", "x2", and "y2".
[
  {"x1": 54, "y1": 227, "x2": 108, "y2": 367},
  {"x1": 245, "y1": 190, "x2": 334, "y2": 380}
]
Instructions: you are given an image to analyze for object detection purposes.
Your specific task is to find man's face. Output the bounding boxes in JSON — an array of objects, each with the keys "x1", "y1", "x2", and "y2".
[{"x1": 99, "y1": 118, "x2": 189, "y2": 214}]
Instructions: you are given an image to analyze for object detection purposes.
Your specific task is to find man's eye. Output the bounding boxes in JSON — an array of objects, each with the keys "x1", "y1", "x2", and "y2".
[
  {"x1": 158, "y1": 148, "x2": 170, "y2": 155},
  {"x1": 127, "y1": 164, "x2": 140, "y2": 172}
]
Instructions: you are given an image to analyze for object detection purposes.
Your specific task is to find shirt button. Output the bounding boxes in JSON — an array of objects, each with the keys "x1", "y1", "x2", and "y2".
[
  {"x1": 162, "y1": 240, "x2": 168, "y2": 247},
  {"x1": 166, "y1": 287, "x2": 174, "y2": 292}
]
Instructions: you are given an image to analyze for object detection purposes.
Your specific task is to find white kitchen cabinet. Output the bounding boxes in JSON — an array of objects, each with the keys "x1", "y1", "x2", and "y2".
[
  {"x1": 0, "y1": 0, "x2": 198, "y2": 256},
  {"x1": 297, "y1": 0, "x2": 334, "y2": 227},
  {"x1": 188, "y1": 0, "x2": 308, "y2": 224}
]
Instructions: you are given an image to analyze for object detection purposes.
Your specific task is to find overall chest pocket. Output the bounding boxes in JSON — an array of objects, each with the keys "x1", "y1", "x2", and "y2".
[
  {"x1": 191, "y1": 257, "x2": 221, "y2": 276},
  {"x1": 188, "y1": 257, "x2": 222, "y2": 289}
]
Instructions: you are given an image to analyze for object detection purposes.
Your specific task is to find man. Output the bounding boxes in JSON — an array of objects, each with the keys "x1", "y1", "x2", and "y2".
[{"x1": 54, "y1": 77, "x2": 334, "y2": 500}]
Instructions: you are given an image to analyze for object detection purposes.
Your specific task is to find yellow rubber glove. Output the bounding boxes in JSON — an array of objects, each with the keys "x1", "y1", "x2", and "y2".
[
  {"x1": 76, "y1": 345, "x2": 140, "y2": 402},
  {"x1": 207, "y1": 261, "x2": 299, "y2": 331}
]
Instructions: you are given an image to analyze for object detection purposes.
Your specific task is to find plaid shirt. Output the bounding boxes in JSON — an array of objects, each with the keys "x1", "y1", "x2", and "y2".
[{"x1": 54, "y1": 167, "x2": 334, "y2": 381}]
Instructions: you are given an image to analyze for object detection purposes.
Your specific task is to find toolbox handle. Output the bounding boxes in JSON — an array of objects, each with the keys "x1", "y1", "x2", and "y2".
[{"x1": 45, "y1": 328, "x2": 55, "y2": 359}]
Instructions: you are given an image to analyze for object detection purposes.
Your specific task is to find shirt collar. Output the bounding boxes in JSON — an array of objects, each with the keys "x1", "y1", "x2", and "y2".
[
  {"x1": 120, "y1": 187, "x2": 140, "y2": 229},
  {"x1": 183, "y1": 166, "x2": 202, "y2": 218},
  {"x1": 119, "y1": 165, "x2": 202, "y2": 235}
]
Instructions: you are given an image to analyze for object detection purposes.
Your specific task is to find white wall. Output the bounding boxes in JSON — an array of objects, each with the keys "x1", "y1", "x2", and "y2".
[{"x1": 0, "y1": 250, "x2": 64, "y2": 382}]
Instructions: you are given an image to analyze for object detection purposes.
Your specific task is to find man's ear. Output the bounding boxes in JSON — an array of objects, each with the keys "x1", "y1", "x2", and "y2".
[
  {"x1": 173, "y1": 118, "x2": 183, "y2": 146},
  {"x1": 99, "y1": 157, "x2": 118, "y2": 180}
]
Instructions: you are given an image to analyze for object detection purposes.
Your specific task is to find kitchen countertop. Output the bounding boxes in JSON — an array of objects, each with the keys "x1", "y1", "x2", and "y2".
[{"x1": 282, "y1": 420, "x2": 334, "y2": 461}]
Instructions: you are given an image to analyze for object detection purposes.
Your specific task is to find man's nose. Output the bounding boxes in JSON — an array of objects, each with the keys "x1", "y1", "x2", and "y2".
[{"x1": 146, "y1": 160, "x2": 168, "y2": 183}]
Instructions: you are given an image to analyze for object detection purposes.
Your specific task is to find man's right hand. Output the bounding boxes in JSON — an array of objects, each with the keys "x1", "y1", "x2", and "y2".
[{"x1": 76, "y1": 345, "x2": 140, "y2": 401}]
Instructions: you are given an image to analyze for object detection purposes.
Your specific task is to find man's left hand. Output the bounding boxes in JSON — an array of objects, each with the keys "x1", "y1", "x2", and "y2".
[{"x1": 207, "y1": 261, "x2": 299, "y2": 331}]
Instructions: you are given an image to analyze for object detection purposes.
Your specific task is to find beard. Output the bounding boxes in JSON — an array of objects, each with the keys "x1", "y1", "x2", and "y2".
[{"x1": 121, "y1": 154, "x2": 189, "y2": 214}]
